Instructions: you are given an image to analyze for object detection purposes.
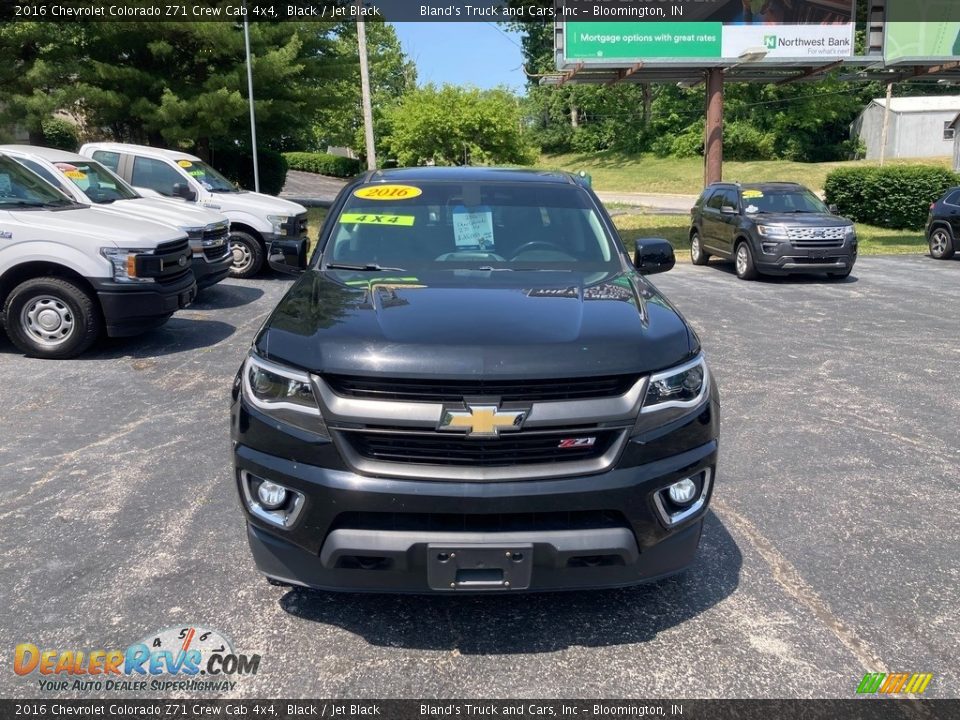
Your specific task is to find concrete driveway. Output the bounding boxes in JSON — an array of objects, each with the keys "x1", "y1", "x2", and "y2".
[{"x1": 1, "y1": 256, "x2": 957, "y2": 699}]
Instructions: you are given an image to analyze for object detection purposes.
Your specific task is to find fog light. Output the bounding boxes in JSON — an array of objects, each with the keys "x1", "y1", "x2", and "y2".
[
  {"x1": 257, "y1": 480, "x2": 288, "y2": 510},
  {"x1": 668, "y1": 478, "x2": 698, "y2": 506}
]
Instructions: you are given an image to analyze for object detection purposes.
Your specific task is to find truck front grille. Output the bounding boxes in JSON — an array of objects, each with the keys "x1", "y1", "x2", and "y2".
[
  {"x1": 340, "y1": 428, "x2": 619, "y2": 468},
  {"x1": 331, "y1": 509, "x2": 630, "y2": 533},
  {"x1": 137, "y1": 238, "x2": 192, "y2": 283},
  {"x1": 285, "y1": 212, "x2": 308, "y2": 237},
  {"x1": 324, "y1": 374, "x2": 638, "y2": 403}
]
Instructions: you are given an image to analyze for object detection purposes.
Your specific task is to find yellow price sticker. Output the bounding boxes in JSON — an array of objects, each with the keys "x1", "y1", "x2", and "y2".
[
  {"x1": 63, "y1": 170, "x2": 87, "y2": 180},
  {"x1": 353, "y1": 184, "x2": 422, "y2": 201},
  {"x1": 340, "y1": 213, "x2": 415, "y2": 226},
  {"x1": 177, "y1": 160, "x2": 193, "y2": 168},
  {"x1": 742, "y1": 190, "x2": 764, "y2": 199}
]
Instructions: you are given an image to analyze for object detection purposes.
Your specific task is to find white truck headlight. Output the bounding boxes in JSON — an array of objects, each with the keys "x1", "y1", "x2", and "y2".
[
  {"x1": 267, "y1": 214, "x2": 289, "y2": 236},
  {"x1": 99, "y1": 247, "x2": 154, "y2": 283}
]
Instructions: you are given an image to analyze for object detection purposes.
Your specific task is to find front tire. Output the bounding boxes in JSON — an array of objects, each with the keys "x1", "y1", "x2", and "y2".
[
  {"x1": 2, "y1": 277, "x2": 101, "y2": 359},
  {"x1": 229, "y1": 230, "x2": 264, "y2": 278},
  {"x1": 690, "y1": 231, "x2": 710, "y2": 266},
  {"x1": 734, "y1": 241, "x2": 759, "y2": 280},
  {"x1": 929, "y1": 227, "x2": 955, "y2": 260}
]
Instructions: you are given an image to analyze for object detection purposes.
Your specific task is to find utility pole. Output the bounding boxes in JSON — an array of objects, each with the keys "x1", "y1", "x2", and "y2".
[
  {"x1": 357, "y1": 18, "x2": 377, "y2": 170},
  {"x1": 243, "y1": 9, "x2": 260, "y2": 192},
  {"x1": 704, "y1": 68, "x2": 724, "y2": 186},
  {"x1": 879, "y1": 81, "x2": 893, "y2": 166}
]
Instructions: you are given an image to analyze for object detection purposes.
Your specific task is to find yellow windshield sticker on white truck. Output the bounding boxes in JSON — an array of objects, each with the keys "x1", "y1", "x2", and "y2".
[
  {"x1": 340, "y1": 213, "x2": 415, "y2": 227},
  {"x1": 353, "y1": 184, "x2": 422, "y2": 201},
  {"x1": 177, "y1": 160, "x2": 193, "y2": 168}
]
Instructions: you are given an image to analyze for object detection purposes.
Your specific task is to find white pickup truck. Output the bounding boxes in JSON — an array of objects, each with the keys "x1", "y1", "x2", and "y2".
[
  {"x1": 79, "y1": 143, "x2": 308, "y2": 278},
  {"x1": 0, "y1": 152, "x2": 196, "y2": 359},
  {"x1": 1, "y1": 145, "x2": 233, "y2": 291}
]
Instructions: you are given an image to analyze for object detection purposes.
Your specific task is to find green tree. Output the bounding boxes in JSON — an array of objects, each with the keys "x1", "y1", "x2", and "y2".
[{"x1": 380, "y1": 84, "x2": 536, "y2": 167}]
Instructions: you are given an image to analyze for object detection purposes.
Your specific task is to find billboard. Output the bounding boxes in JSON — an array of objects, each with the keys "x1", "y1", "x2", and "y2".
[
  {"x1": 560, "y1": 0, "x2": 855, "y2": 65},
  {"x1": 884, "y1": 0, "x2": 960, "y2": 63}
]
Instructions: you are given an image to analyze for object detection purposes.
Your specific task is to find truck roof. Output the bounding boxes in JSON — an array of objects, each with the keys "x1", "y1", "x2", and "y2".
[
  {"x1": 0, "y1": 145, "x2": 89, "y2": 163},
  {"x1": 80, "y1": 142, "x2": 202, "y2": 163}
]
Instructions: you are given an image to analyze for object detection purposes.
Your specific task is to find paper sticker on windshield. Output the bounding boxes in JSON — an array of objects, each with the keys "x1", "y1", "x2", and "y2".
[
  {"x1": 188, "y1": 169, "x2": 205, "y2": 177},
  {"x1": 453, "y1": 207, "x2": 494, "y2": 250},
  {"x1": 742, "y1": 190, "x2": 764, "y2": 199},
  {"x1": 177, "y1": 160, "x2": 193, "y2": 168},
  {"x1": 745, "y1": 204, "x2": 759, "y2": 214},
  {"x1": 63, "y1": 170, "x2": 86, "y2": 180},
  {"x1": 354, "y1": 184, "x2": 422, "y2": 201},
  {"x1": 340, "y1": 212, "x2": 415, "y2": 227}
]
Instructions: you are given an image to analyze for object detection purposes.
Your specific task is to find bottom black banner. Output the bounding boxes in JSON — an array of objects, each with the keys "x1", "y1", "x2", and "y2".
[{"x1": 1, "y1": 700, "x2": 956, "y2": 720}]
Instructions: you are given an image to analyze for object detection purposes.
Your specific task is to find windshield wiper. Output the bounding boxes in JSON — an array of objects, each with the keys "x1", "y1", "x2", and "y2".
[{"x1": 326, "y1": 262, "x2": 407, "y2": 272}]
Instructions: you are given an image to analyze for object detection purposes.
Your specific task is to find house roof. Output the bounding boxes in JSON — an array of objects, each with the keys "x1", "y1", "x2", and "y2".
[{"x1": 872, "y1": 96, "x2": 960, "y2": 113}]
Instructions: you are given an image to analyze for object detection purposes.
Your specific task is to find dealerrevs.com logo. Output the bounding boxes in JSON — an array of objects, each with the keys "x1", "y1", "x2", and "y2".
[{"x1": 14, "y1": 626, "x2": 261, "y2": 693}]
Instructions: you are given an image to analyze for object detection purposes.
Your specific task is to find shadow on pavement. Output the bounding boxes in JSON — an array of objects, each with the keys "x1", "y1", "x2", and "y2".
[
  {"x1": 82, "y1": 318, "x2": 237, "y2": 359},
  {"x1": 193, "y1": 284, "x2": 265, "y2": 310},
  {"x1": 278, "y1": 510, "x2": 741, "y2": 654},
  {"x1": 708, "y1": 260, "x2": 859, "y2": 284}
]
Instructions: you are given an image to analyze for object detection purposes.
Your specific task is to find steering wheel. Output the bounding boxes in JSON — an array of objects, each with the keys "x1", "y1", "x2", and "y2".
[{"x1": 510, "y1": 241, "x2": 565, "y2": 259}]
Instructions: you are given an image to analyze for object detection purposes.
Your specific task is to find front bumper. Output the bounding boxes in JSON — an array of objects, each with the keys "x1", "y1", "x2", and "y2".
[
  {"x1": 231, "y1": 387, "x2": 719, "y2": 593},
  {"x1": 191, "y1": 251, "x2": 232, "y2": 289},
  {"x1": 756, "y1": 239, "x2": 857, "y2": 275},
  {"x1": 89, "y1": 272, "x2": 197, "y2": 337}
]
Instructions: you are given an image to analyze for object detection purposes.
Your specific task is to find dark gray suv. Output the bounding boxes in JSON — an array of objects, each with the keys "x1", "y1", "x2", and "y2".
[{"x1": 689, "y1": 182, "x2": 857, "y2": 280}]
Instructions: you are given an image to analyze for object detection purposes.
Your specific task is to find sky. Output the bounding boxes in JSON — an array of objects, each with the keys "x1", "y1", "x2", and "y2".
[{"x1": 392, "y1": 23, "x2": 528, "y2": 93}]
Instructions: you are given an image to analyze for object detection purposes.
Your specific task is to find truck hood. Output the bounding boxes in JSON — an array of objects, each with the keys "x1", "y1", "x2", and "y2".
[
  {"x1": 744, "y1": 212, "x2": 853, "y2": 226},
  {"x1": 197, "y1": 191, "x2": 305, "y2": 216},
  {"x1": 11, "y1": 206, "x2": 186, "y2": 248},
  {"x1": 93, "y1": 197, "x2": 228, "y2": 230},
  {"x1": 255, "y1": 269, "x2": 697, "y2": 379}
]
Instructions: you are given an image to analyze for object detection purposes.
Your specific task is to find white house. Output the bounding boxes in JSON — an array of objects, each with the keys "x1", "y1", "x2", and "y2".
[{"x1": 851, "y1": 96, "x2": 960, "y2": 161}]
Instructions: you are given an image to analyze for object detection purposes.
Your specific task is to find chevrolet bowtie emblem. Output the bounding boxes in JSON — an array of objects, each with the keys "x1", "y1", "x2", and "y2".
[{"x1": 438, "y1": 403, "x2": 528, "y2": 437}]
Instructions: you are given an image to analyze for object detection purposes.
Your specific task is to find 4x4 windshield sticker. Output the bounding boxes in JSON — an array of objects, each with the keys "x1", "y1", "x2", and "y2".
[
  {"x1": 354, "y1": 184, "x2": 422, "y2": 201},
  {"x1": 742, "y1": 190, "x2": 764, "y2": 199},
  {"x1": 340, "y1": 213, "x2": 415, "y2": 227},
  {"x1": 452, "y1": 206, "x2": 494, "y2": 250}
]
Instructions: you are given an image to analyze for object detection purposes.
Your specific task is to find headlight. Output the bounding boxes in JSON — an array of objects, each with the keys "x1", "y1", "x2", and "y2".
[
  {"x1": 267, "y1": 214, "x2": 289, "y2": 235},
  {"x1": 642, "y1": 355, "x2": 709, "y2": 412},
  {"x1": 757, "y1": 225, "x2": 789, "y2": 239},
  {"x1": 241, "y1": 352, "x2": 328, "y2": 436},
  {"x1": 99, "y1": 247, "x2": 154, "y2": 283},
  {"x1": 845, "y1": 226, "x2": 856, "y2": 239}
]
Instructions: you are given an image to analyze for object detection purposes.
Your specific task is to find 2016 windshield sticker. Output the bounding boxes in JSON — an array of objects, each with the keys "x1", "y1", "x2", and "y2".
[
  {"x1": 177, "y1": 160, "x2": 193, "y2": 168},
  {"x1": 353, "y1": 184, "x2": 422, "y2": 201},
  {"x1": 452, "y1": 208, "x2": 494, "y2": 250},
  {"x1": 340, "y1": 213, "x2": 415, "y2": 227},
  {"x1": 742, "y1": 190, "x2": 764, "y2": 199}
]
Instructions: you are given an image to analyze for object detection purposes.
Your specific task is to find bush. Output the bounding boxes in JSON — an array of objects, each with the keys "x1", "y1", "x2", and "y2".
[
  {"x1": 724, "y1": 121, "x2": 776, "y2": 161},
  {"x1": 283, "y1": 152, "x2": 361, "y2": 178},
  {"x1": 41, "y1": 117, "x2": 79, "y2": 152},
  {"x1": 209, "y1": 146, "x2": 288, "y2": 196},
  {"x1": 824, "y1": 165, "x2": 960, "y2": 230}
]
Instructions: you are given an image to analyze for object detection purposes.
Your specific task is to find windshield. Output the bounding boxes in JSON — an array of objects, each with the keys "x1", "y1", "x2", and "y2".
[
  {"x1": 0, "y1": 155, "x2": 75, "y2": 208},
  {"x1": 52, "y1": 160, "x2": 139, "y2": 204},
  {"x1": 742, "y1": 187, "x2": 830, "y2": 214},
  {"x1": 177, "y1": 159, "x2": 237, "y2": 192},
  {"x1": 324, "y1": 181, "x2": 620, "y2": 271}
]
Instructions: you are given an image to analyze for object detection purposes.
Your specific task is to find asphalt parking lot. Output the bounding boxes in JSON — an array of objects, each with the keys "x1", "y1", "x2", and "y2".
[{"x1": 1, "y1": 255, "x2": 958, "y2": 699}]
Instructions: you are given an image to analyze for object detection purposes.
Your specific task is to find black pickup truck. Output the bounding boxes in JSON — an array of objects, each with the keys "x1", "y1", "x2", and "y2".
[{"x1": 231, "y1": 167, "x2": 719, "y2": 593}]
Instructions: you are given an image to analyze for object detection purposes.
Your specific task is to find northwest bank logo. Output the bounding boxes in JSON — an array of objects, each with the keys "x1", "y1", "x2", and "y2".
[
  {"x1": 14, "y1": 626, "x2": 260, "y2": 693},
  {"x1": 764, "y1": 35, "x2": 777, "y2": 50}
]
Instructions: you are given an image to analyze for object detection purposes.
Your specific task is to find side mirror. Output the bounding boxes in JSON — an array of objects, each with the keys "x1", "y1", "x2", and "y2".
[
  {"x1": 721, "y1": 205, "x2": 738, "y2": 215},
  {"x1": 172, "y1": 182, "x2": 197, "y2": 202},
  {"x1": 268, "y1": 238, "x2": 308, "y2": 275},
  {"x1": 828, "y1": 204, "x2": 839, "y2": 214},
  {"x1": 633, "y1": 238, "x2": 676, "y2": 275}
]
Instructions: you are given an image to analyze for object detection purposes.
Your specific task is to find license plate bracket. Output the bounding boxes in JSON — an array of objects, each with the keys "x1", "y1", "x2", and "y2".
[{"x1": 427, "y1": 543, "x2": 533, "y2": 591}]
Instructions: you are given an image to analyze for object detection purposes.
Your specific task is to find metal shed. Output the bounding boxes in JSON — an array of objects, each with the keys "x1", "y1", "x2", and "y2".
[{"x1": 851, "y1": 96, "x2": 960, "y2": 161}]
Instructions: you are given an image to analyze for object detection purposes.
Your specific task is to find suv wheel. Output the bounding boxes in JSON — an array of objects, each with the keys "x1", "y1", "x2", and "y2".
[
  {"x1": 690, "y1": 231, "x2": 710, "y2": 266},
  {"x1": 2, "y1": 277, "x2": 102, "y2": 359},
  {"x1": 734, "y1": 241, "x2": 758, "y2": 280},
  {"x1": 229, "y1": 230, "x2": 264, "y2": 278},
  {"x1": 929, "y1": 227, "x2": 955, "y2": 260}
]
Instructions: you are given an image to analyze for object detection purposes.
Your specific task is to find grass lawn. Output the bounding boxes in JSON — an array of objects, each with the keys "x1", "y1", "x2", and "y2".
[
  {"x1": 611, "y1": 212, "x2": 928, "y2": 259},
  {"x1": 306, "y1": 207, "x2": 328, "y2": 255},
  {"x1": 538, "y1": 152, "x2": 954, "y2": 196}
]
